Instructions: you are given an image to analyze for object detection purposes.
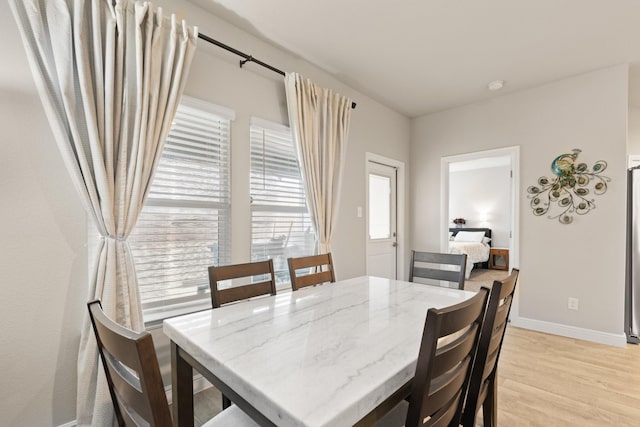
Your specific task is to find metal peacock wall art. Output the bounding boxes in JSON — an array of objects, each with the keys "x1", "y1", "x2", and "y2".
[{"x1": 527, "y1": 149, "x2": 610, "y2": 224}]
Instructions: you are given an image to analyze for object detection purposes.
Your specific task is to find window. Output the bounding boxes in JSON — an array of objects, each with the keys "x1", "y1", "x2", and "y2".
[
  {"x1": 250, "y1": 118, "x2": 314, "y2": 286},
  {"x1": 129, "y1": 97, "x2": 233, "y2": 317},
  {"x1": 368, "y1": 174, "x2": 392, "y2": 239}
]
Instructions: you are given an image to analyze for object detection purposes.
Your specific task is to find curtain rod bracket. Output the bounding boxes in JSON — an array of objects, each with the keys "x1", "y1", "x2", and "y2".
[{"x1": 239, "y1": 56, "x2": 253, "y2": 69}]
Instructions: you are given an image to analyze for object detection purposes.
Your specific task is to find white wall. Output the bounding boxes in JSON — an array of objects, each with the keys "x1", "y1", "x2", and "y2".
[
  {"x1": 412, "y1": 65, "x2": 628, "y2": 344},
  {"x1": 449, "y1": 165, "x2": 511, "y2": 248},
  {"x1": 0, "y1": 0, "x2": 410, "y2": 425},
  {"x1": 629, "y1": 107, "x2": 640, "y2": 156},
  {"x1": 0, "y1": 90, "x2": 89, "y2": 427},
  {"x1": 0, "y1": 2, "x2": 89, "y2": 426}
]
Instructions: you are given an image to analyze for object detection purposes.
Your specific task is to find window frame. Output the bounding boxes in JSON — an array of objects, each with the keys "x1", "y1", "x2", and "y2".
[{"x1": 130, "y1": 96, "x2": 235, "y2": 324}]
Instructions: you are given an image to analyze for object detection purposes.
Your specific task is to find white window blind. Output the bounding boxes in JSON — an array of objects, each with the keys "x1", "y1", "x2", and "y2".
[
  {"x1": 129, "y1": 98, "x2": 233, "y2": 315},
  {"x1": 250, "y1": 118, "x2": 315, "y2": 286}
]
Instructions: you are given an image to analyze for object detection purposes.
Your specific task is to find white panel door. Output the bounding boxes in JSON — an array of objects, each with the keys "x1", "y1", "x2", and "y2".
[{"x1": 367, "y1": 161, "x2": 397, "y2": 279}]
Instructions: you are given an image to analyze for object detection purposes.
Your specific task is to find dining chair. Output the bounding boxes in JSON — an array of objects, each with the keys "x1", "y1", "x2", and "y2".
[
  {"x1": 287, "y1": 253, "x2": 336, "y2": 291},
  {"x1": 208, "y1": 259, "x2": 277, "y2": 308},
  {"x1": 376, "y1": 287, "x2": 489, "y2": 427},
  {"x1": 461, "y1": 269, "x2": 520, "y2": 427},
  {"x1": 409, "y1": 250, "x2": 467, "y2": 290},
  {"x1": 87, "y1": 299, "x2": 257, "y2": 427}
]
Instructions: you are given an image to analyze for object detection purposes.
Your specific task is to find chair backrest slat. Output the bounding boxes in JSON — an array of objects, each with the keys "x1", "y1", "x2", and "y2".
[
  {"x1": 105, "y1": 355, "x2": 150, "y2": 422},
  {"x1": 432, "y1": 325, "x2": 479, "y2": 378},
  {"x1": 88, "y1": 300, "x2": 172, "y2": 427},
  {"x1": 409, "y1": 251, "x2": 467, "y2": 290},
  {"x1": 412, "y1": 267, "x2": 462, "y2": 284},
  {"x1": 212, "y1": 261, "x2": 274, "y2": 281},
  {"x1": 423, "y1": 356, "x2": 471, "y2": 415},
  {"x1": 288, "y1": 253, "x2": 335, "y2": 291},
  {"x1": 405, "y1": 287, "x2": 489, "y2": 427},
  {"x1": 482, "y1": 350, "x2": 499, "y2": 381},
  {"x1": 461, "y1": 269, "x2": 520, "y2": 427},
  {"x1": 429, "y1": 395, "x2": 462, "y2": 427},
  {"x1": 413, "y1": 251, "x2": 464, "y2": 265},
  {"x1": 208, "y1": 260, "x2": 276, "y2": 308},
  {"x1": 291, "y1": 270, "x2": 334, "y2": 289},
  {"x1": 214, "y1": 280, "x2": 275, "y2": 306},
  {"x1": 91, "y1": 313, "x2": 143, "y2": 369},
  {"x1": 492, "y1": 295, "x2": 512, "y2": 331}
]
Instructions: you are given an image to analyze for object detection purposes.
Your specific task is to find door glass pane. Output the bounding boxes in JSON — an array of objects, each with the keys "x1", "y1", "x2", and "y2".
[{"x1": 369, "y1": 174, "x2": 391, "y2": 239}]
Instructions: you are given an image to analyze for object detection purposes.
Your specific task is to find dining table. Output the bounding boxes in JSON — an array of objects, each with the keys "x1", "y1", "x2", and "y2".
[{"x1": 164, "y1": 275, "x2": 476, "y2": 427}]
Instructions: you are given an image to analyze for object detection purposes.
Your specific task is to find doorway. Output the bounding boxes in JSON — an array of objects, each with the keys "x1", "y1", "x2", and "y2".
[
  {"x1": 441, "y1": 146, "x2": 520, "y2": 315},
  {"x1": 366, "y1": 153, "x2": 405, "y2": 280}
]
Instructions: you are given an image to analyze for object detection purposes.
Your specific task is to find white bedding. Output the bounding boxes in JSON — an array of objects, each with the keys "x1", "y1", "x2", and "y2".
[{"x1": 448, "y1": 241, "x2": 491, "y2": 279}]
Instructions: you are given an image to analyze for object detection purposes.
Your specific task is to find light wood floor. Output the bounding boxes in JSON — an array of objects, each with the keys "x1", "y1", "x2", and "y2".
[
  {"x1": 193, "y1": 385, "x2": 221, "y2": 427},
  {"x1": 465, "y1": 268, "x2": 511, "y2": 292},
  {"x1": 192, "y1": 326, "x2": 640, "y2": 426},
  {"x1": 497, "y1": 326, "x2": 640, "y2": 426}
]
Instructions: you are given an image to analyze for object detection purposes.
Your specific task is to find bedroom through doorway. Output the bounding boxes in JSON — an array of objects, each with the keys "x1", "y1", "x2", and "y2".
[{"x1": 441, "y1": 147, "x2": 520, "y2": 314}]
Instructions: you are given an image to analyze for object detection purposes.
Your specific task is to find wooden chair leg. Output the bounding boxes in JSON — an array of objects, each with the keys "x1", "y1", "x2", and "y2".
[
  {"x1": 222, "y1": 394, "x2": 231, "y2": 410},
  {"x1": 483, "y1": 375, "x2": 497, "y2": 427}
]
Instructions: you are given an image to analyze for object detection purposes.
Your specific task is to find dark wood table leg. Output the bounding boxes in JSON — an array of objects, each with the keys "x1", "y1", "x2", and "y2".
[
  {"x1": 222, "y1": 394, "x2": 232, "y2": 409},
  {"x1": 171, "y1": 341, "x2": 194, "y2": 427}
]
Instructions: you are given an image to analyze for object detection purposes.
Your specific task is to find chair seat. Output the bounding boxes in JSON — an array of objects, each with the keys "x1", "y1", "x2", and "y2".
[{"x1": 202, "y1": 405, "x2": 259, "y2": 427}]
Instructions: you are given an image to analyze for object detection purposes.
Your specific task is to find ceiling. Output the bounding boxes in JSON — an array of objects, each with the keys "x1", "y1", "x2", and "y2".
[{"x1": 191, "y1": 0, "x2": 640, "y2": 117}]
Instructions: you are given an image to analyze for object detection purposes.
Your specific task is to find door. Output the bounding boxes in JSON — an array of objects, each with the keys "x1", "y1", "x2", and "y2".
[
  {"x1": 626, "y1": 167, "x2": 640, "y2": 343},
  {"x1": 367, "y1": 161, "x2": 397, "y2": 279}
]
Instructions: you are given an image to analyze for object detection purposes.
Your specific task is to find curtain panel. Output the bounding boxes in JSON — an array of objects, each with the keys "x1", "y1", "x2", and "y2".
[
  {"x1": 9, "y1": 0, "x2": 197, "y2": 425},
  {"x1": 284, "y1": 73, "x2": 352, "y2": 254}
]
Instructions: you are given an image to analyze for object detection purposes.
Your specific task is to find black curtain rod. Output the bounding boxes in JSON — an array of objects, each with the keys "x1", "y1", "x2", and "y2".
[{"x1": 198, "y1": 32, "x2": 356, "y2": 110}]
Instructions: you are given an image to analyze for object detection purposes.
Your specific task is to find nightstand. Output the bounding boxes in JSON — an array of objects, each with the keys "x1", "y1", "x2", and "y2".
[{"x1": 489, "y1": 248, "x2": 509, "y2": 271}]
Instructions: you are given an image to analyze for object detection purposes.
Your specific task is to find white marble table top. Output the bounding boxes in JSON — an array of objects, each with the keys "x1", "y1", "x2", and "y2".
[{"x1": 164, "y1": 276, "x2": 475, "y2": 427}]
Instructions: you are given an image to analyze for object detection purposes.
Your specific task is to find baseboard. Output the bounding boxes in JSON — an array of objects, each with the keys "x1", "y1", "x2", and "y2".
[
  {"x1": 510, "y1": 315, "x2": 627, "y2": 347},
  {"x1": 57, "y1": 421, "x2": 76, "y2": 427}
]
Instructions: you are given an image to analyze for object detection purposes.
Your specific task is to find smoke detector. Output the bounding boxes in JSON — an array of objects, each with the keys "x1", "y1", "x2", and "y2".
[{"x1": 487, "y1": 80, "x2": 505, "y2": 91}]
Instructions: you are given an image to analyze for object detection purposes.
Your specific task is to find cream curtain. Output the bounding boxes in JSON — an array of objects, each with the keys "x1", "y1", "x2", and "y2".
[
  {"x1": 10, "y1": 0, "x2": 197, "y2": 425},
  {"x1": 285, "y1": 73, "x2": 352, "y2": 254}
]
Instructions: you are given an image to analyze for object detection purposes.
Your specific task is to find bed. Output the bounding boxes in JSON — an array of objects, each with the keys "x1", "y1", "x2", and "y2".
[{"x1": 448, "y1": 228, "x2": 492, "y2": 279}]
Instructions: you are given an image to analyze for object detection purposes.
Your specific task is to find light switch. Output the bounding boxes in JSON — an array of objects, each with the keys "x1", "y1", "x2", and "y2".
[{"x1": 357, "y1": 206, "x2": 363, "y2": 218}]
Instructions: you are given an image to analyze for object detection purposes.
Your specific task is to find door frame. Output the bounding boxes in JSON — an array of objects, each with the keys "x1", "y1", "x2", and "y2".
[
  {"x1": 366, "y1": 152, "x2": 406, "y2": 280},
  {"x1": 440, "y1": 146, "x2": 520, "y2": 319}
]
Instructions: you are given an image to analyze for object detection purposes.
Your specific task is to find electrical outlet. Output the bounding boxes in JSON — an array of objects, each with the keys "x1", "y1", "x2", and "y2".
[{"x1": 567, "y1": 297, "x2": 579, "y2": 311}]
